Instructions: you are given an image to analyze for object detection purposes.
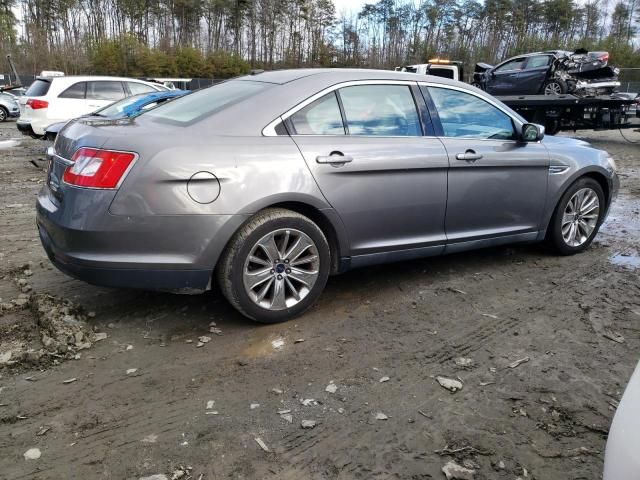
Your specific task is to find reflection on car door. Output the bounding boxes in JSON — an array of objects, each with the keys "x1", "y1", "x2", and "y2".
[
  {"x1": 289, "y1": 82, "x2": 449, "y2": 261},
  {"x1": 422, "y1": 85, "x2": 549, "y2": 249},
  {"x1": 487, "y1": 57, "x2": 526, "y2": 95},
  {"x1": 518, "y1": 55, "x2": 553, "y2": 94}
]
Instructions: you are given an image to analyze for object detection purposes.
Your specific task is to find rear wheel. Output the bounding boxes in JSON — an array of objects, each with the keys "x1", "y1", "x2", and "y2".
[
  {"x1": 547, "y1": 177, "x2": 605, "y2": 255},
  {"x1": 543, "y1": 79, "x2": 568, "y2": 95},
  {"x1": 217, "y1": 208, "x2": 330, "y2": 323},
  {"x1": 0, "y1": 107, "x2": 7, "y2": 122}
]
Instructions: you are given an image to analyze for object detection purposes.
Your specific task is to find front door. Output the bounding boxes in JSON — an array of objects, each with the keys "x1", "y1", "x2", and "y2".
[
  {"x1": 487, "y1": 57, "x2": 527, "y2": 95},
  {"x1": 422, "y1": 85, "x2": 549, "y2": 244},
  {"x1": 289, "y1": 83, "x2": 449, "y2": 257}
]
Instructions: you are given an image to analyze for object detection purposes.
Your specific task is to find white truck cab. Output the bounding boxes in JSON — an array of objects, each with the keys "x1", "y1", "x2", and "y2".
[{"x1": 395, "y1": 59, "x2": 464, "y2": 81}]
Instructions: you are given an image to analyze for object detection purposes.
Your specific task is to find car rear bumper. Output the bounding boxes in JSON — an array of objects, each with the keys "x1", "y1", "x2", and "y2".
[
  {"x1": 38, "y1": 222, "x2": 212, "y2": 291},
  {"x1": 36, "y1": 187, "x2": 249, "y2": 292}
]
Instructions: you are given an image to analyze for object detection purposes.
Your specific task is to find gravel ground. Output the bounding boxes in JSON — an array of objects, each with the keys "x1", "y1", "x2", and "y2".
[{"x1": 0, "y1": 119, "x2": 639, "y2": 480}]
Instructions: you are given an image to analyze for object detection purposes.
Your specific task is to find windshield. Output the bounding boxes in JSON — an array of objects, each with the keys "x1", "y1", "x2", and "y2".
[
  {"x1": 146, "y1": 80, "x2": 271, "y2": 125},
  {"x1": 94, "y1": 94, "x2": 148, "y2": 117}
]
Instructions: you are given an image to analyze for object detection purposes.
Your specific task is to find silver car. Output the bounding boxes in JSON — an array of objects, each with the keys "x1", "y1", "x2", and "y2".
[
  {"x1": 0, "y1": 92, "x2": 20, "y2": 121},
  {"x1": 37, "y1": 69, "x2": 618, "y2": 322}
]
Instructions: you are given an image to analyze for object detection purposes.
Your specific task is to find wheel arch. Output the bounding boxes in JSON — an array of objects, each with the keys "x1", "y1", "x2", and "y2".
[
  {"x1": 544, "y1": 169, "x2": 611, "y2": 235},
  {"x1": 261, "y1": 201, "x2": 347, "y2": 275}
]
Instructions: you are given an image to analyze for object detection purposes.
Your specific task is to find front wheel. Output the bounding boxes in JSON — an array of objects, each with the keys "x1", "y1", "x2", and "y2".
[
  {"x1": 547, "y1": 177, "x2": 605, "y2": 255},
  {"x1": 0, "y1": 107, "x2": 7, "y2": 122},
  {"x1": 217, "y1": 208, "x2": 330, "y2": 323}
]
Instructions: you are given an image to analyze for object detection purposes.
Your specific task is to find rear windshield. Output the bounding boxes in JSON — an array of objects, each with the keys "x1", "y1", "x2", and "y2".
[
  {"x1": 25, "y1": 79, "x2": 51, "y2": 97},
  {"x1": 145, "y1": 80, "x2": 271, "y2": 125},
  {"x1": 428, "y1": 67, "x2": 455, "y2": 79}
]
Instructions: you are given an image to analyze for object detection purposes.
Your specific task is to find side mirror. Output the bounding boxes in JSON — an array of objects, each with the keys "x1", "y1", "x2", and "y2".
[{"x1": 521, "y1": 123, "x2": 545, "y2": 142}]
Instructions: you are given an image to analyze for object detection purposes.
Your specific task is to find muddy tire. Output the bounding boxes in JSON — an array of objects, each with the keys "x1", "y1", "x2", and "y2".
[
  {"x1": 543, "y1": 79, "x2": 568, "y2": 95},
  {"x1": 547, "y1": 177, "x2": 605, "y2": 255},
  {"x1": 0, "y1": 106, "x2": 7, "y2": 122},
  {"x1": 216, "y1": 208, "x2": 330, "y2": 323}
]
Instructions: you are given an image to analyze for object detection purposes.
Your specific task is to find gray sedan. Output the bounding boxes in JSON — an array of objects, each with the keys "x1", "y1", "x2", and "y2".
[{"x1": 37, "y1": 69, "x2": 618, "y2": 322}]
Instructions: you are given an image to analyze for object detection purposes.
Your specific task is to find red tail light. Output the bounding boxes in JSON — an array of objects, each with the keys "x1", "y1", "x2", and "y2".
[
  {"x1": 26, "y1": 99, "x2": 49, "y2": 109},
  {"x1": 599, "y1": 53, "x2": 609, "y2": 62},
  {"x1": 63, "y1": 148, "x2": 136, "y2": 189}
]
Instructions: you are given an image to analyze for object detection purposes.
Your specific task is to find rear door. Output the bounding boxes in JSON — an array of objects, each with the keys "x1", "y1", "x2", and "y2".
[
  {"x1": 288, "y1": 81, "x2": 449, "y2": 258},
  {"x1": 86, "y1": 81, "x2": 127, "y2": 111},
  {"x1": 421, "y1": 84, "x2": 549, "y2": 245},
  {"x1": 518, "y1": 55, "x2": 553, "y2": 94},
  {"x1": 486, "y1": 57, "x2": 526, "y2": 95},
  {"x1": 48, "y1": 81, "x2": 89, "y2": 122}
]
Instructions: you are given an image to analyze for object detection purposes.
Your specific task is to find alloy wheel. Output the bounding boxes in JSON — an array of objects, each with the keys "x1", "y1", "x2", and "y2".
[
  {"x1": 0, "y1": 108, "x2": 6, "y2": 122},
  {"x1": 243, "y1": 228, "x2": 320, "y2": 310},
  {"x1": 561, "y1": 187, "x2": 600, "y2": 247},
  {"x1": 544, "y1": 82, "x2": 562, "y2": 95}
]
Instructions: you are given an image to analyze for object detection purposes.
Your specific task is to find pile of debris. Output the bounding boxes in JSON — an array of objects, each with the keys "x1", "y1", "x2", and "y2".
[{"x1": 0, "y1": 293, "x2": 101, "y2": 368}]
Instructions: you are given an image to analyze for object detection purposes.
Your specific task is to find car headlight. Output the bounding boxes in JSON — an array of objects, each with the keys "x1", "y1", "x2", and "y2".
[{"x1": 607, "y1": 156, "x2": 617, "y2": 172}]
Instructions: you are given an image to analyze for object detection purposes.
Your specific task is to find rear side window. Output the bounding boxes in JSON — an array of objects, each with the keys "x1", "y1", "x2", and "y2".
[
  {"x1": 428, "y1": 67, "x2": 455, "y2": 79},
  {"x1": 87, "y1": 81, "x2": 126, "y2": 101},
  {"x1": 290, "y1": 92, "x2": 345, "y2": 135},
  {"x1": 339, "y1": 85, "x2": 422, "y2": 136},
  {"x1": 525, "y1": 55, "x2": 552, "y2": 69},
  {"x1": 128, "y1": 82, "x2": 156, "y2": 95},
  {"x1": 25, "y1": 79, "x2": 51, "y2": 97},
  {"x1": 146, "y1": 80, "x2": 270, "y2": 125},
  {"x1": 59, "y1": 82, "x2": 86, "y2": 99}
]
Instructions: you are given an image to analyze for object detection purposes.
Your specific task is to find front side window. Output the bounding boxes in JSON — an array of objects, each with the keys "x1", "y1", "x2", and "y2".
[
  {"x1": 427, "y1": 87, "x2": 515, "y2": 140},
  {"x1": 59, "y1": 82, "x2": 86, "y2": 99},
  {"x1": 289, "y1": 92, "x2": 345, "y2": 135},
  {"x1": 86, "y1": 81, "x2": 126, "y2": 101},
  {"x1": 494, "y1": 58, "x2": 526, "y2": 72},
  {"x1": 338, "y1": 85, "x2": 422, "y2": 136}
]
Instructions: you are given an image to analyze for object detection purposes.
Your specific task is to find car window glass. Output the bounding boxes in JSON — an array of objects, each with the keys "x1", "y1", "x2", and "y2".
[
  {"x1": 96, "y1": 93, "x2": 147, "y2": 117},
  {"x1": 59, "y1": 82, "x2": 86, "y2": 99},
  {"x1": 338, "y1": 85, "x2": 421, "y2": 136},
  {"x1": 146, "y1": 80, "x2": 270, "y2": 125},
  {"x1": 289, "y1": 92, "x2": 345, "y2": 135},
  {"x1": 128, "y1": 82, "x2": 156, "y2": 95},
  {"x1": 526, "y1": 56, "x2": 552, "y2": 69},
  {"x1": 494, "y1": 58, "x2": 526, "y2": 72},
  {"x1": 428, "y1": 87, "x2": 515, "y2": 140},
  {"x1": 25, "y1": 79, "x2": 51, "y2": 97},
  {"x1": 86, "y1": 81, "x2": 126, "y2": 101}
]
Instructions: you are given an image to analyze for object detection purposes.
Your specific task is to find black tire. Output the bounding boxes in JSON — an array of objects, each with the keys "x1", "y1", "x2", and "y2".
[
  {"x1": 543, "y1": 79, "x2": 568, "y2": 95},
  {"x1": 544, "y1": 119, "x2": 561, "y2": 135},
  {"x1": 216, "y1": 208, "x2": 330, "y2": 323},
  {"x1": 547, "y1": 177, "x2": 605, "y2": 255},
  {"x1": 0, "y1": 106, "x2": 7, "y2": 122}
]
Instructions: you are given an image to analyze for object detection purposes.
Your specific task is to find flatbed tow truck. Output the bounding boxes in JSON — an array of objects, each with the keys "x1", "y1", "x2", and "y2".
[{"x1": 396, "y1": 60, "x2": 639, "y2": 135}]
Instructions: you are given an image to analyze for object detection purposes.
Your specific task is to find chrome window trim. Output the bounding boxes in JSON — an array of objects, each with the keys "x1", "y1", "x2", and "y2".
[{"x1": 262, "y1": 79, "x2": 420, "y2": 137}]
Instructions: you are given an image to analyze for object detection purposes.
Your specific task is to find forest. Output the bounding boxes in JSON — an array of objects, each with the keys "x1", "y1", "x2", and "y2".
[{"x1": 0, "y1": 0, "x2": 638, "y2": 80}]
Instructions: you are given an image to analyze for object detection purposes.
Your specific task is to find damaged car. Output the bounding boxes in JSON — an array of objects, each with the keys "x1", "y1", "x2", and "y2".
[{"x1": 473, "y1": 49, "x2": 620, "y2": 97}]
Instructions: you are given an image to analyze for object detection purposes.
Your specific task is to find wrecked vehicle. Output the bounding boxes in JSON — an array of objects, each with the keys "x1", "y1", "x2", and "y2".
[{"x1": 473, "y1": 50, "x2": 620, "y2": 97}]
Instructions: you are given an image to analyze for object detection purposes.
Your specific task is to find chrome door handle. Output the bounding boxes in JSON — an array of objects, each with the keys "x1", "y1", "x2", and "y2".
[
  {"x1": 316, "y1": 153, "x2": 353, "y2": 165},
  {"x1": 455, "y1": 151, "x2": 483, "y2": 161}
]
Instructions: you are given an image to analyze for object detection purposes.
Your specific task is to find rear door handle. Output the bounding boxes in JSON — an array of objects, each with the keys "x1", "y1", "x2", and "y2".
[
  {"x1": 455, "y1": 150, "x2": 483, "y2": 162},
  {"x1": 316, "y1": 152, "x2": 353, "y2": 165}
]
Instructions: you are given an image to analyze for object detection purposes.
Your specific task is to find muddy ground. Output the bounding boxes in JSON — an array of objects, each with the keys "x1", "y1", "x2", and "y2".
[{"x1": 0, "y1": 119, "x2": 639, "y2": 480}]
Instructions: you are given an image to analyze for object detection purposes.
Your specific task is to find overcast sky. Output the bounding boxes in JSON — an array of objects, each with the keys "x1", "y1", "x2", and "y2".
[{"x1": 333, "y1": 0, "x2": 370, "y2": 15}]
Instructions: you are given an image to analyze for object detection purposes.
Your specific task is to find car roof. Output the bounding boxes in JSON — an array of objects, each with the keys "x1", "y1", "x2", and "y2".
[
  {"x1": 236, "y1": 68, "x2": 460, "y2": 86},
  {"x1": 36, "y1": 76, "x2": 160, "y2": 84}
]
